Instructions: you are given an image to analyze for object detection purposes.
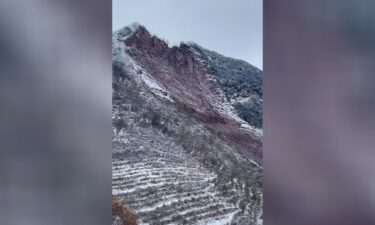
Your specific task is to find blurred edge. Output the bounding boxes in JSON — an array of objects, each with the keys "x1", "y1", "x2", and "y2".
[
  {"x1": 0, "y1": 0, "x2": 112, "y2": 225},
  {"x1": 265, "y1": 0, "x2": 375, "y2": 225},
  {"x1": 2, "y1": 0, "x2": 375, "y2": 225}
]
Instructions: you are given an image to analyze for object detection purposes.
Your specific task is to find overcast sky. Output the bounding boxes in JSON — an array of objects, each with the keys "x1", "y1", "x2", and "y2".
[{"x1": 113, "y1": 0, "x2": 262, "y2": 69}]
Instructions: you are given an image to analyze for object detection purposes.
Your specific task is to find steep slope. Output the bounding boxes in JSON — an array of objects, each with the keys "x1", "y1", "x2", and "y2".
[
  {"x1": 123, "y1": 25, "x2": 262, "y2": 162},
  {"x1": 112, "y1": 23, "x2": 263, "y2": 225},
  {"x1": 189, "y1": 43, "x2": 263, "y2": 129}
]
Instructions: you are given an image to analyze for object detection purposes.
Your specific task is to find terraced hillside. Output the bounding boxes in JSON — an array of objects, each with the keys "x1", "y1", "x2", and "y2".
[
  {"x1": 112, "y1": 23, "x2": 263, "y2": 225},
  {"x1": 113, "y1": 126, "x2": 238, "y2": 224}
]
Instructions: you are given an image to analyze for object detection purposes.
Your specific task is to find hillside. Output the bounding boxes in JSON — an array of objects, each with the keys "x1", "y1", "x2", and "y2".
[{"x1": 112, "y1": 23, "x2": 263, "y2": 225}]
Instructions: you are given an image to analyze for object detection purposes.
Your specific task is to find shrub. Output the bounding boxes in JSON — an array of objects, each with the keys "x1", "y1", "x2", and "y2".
[
  {"x1": 112, "y1": 197, "x2": 138, "y2": 225},
  {"x1": 233, "y1": 99, "x2": 263, "y2": 128}
]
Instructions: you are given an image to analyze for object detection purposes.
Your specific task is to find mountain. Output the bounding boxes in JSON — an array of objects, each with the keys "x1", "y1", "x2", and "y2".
[{"x1": 112, "y1": 23, "x2": 263, "y2": 225}]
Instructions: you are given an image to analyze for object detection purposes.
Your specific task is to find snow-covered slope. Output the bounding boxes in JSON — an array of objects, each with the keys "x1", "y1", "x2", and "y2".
[{"x1": 112, "y1": 24, "x2": 263, "y2": 225}]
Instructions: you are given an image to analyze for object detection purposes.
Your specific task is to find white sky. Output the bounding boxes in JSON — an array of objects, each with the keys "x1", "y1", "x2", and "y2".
[{"x1": 113, "y1": 0, "x2": 263, "y2": 69}]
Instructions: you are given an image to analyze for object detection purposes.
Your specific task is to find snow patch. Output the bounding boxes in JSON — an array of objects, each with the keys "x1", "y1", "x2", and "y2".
[
  {"x1": 113, "y1": 22, "x2": 140, "y2": 39},
  {"x1": 230, "y1": 96, "x2": 252, "y2": 104},
  {"x1": 196, "y1": 211, "x2": 237, "y2": 225},
  {"x1": 240, "y1": 123, "x2": 263, "y2": 137},
  {"x1": 139, "y1": 73, "x2": 174, "y2": 102}
]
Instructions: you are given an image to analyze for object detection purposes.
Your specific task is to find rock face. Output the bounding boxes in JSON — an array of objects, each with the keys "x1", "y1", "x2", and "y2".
[{"x1": 112, "y1": 23, "x2": 263, "y2": 225}]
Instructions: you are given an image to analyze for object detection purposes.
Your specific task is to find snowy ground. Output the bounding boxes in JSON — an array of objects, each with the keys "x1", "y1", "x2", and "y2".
[{"x1": 113, "y1": 127, "x2": 239, "y2": 224}]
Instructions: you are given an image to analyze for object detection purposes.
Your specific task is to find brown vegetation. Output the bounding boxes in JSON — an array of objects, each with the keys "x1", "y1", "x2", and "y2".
[{"x1": 112, "y1": 197, "x2": 138, "y2": 225}]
